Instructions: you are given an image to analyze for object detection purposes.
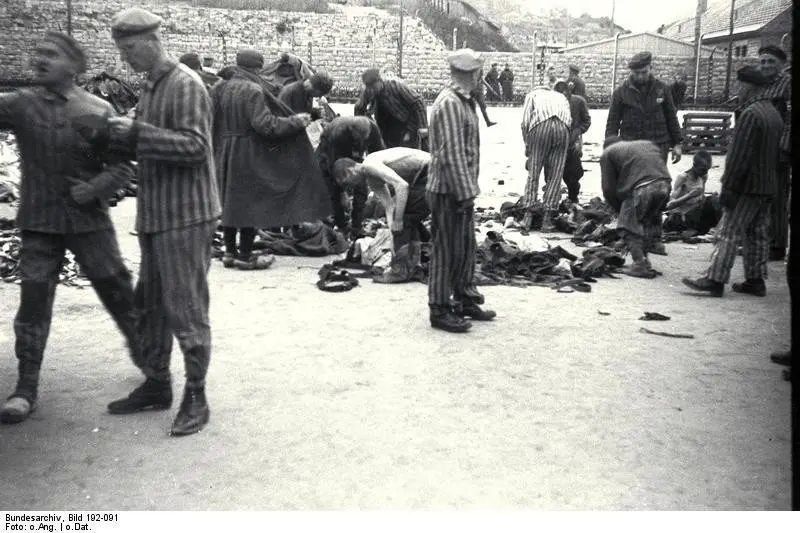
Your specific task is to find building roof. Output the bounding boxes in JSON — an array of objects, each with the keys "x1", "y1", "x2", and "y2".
[
  {"x1": 560, "y1": 31, "x2": 713, "y2": 54},
  {"x1": 661, "y1": 0, "x2": 792, "y2": 41}
]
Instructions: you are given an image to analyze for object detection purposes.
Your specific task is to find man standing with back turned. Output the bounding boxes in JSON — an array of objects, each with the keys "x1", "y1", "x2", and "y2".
[
  {"x1": 106, "y1": 8, "x2": 221, "y2": 437},
  {"x1": 427, "y1": 49, "x2": 495, "y2": 333}
]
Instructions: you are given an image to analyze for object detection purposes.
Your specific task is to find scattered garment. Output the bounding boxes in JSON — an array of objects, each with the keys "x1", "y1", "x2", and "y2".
[{"x1": 252, "y1": 222, "x2": 349, "y2": 257}]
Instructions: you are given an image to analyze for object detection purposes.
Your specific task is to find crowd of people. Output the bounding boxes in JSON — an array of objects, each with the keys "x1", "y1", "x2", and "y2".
[{"x1": 0, "y1": 5, "x2": 792, "y2": 434}]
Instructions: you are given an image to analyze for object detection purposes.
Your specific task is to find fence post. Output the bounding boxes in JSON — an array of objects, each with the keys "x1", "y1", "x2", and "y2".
[{"x1": 531, "y1": 32, "x2": 537, "y2": 90}]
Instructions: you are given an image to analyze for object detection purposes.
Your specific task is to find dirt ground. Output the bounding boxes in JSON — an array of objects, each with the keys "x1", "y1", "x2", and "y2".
[{"x1": 0, "y1": 106, "x2": 791, "y2": 510}]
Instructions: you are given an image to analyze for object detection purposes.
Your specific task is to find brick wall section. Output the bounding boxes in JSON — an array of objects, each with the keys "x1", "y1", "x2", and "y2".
[{"x1": 0, "y1": 0, "x2": 766, "y2": 104}]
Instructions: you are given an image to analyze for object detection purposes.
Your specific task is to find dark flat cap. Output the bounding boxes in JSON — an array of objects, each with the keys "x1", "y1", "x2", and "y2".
[
  {"x1": 309, "y1": 70, "x2": 334, "y2": 93},
  {"x1": 569, "y1": 64, "x2": 581, "y2": 72},
  {"x1": 362, "y1": 68, "x2": 381, "y2": 85},
  {"x1": 236, "y1": 49, "x2": 264, "y2": 70},
  {"x1": 42, "y1": 31, "x2": 87, "y2": 73},
  {"x1": 757, "y1": 45, "x2": 787, "y2": 61},
  {"x1": 628, "y1": 51, "x2": 652, "y2": 69},
  {"x1": 111, "y1": 8, "x2": 162, "y2": 39},
  {"x1": 179, "y1": 52, "x2": 202, "y2": 70},
  {"x1": 448, "y1": 48, "x2": 483, "y2": 72},
  {"x1": 737, "y1": 65, "x2": 770, "y2": 86}
]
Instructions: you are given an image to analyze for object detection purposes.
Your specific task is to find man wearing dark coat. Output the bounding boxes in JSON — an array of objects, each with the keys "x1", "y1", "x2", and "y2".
[
  {"x1": 179, "y1": 52, "x2": 220, "y2": 90},
  {"x1": 484, "y1": 63, "x2": 502, "y2": 102},
  {"x1": 354, "y1": 69, "x2": 428, "y2": 150},
  {"x1": 278, "y1": 70, "x2": 334, "y2": 116},
  {"x1": 566, "y1": 64, "x2": 587, "y2": 99},
  {"x1": 210, "y1": 49, "x2": 331, "y2": 270},
  {"x1": 668, "y1": 72, "x2": 688, "y2": 110},
  {"x1": 499, "y1": 64, "x2": 514, "y2": 102}
]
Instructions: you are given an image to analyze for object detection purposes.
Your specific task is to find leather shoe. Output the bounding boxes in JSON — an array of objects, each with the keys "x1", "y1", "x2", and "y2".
[
  {"x1": 170, "y1": 386, "x2": 210, "y2": 437},
  {"x1": 0, "y1": 396, "x2": 35, "y2": 424},
  {"x1": 682, "y1": 276, "x2": 724, "y2": 297},
  {"x1": 770, "y1": 350, "x2": 792, "y2": 366},
  {"x1": 647, "y1": 242, "x2": 668, "y2": 256},
  {"x1": 430, "y1": 310, "x2": 472, "y2": 333},
  {"x1": 457, "y1": 303, "x2": 497, "y2": 321},
  {"x1": 732, "y1": 278, "x2": 766, "y2": 297},
  {"x1": 623, "y1": 261, "x2": 657, "y2": 279},
  {"x1": 108, "y1": 378, "x2": 172, "y2": 414}
]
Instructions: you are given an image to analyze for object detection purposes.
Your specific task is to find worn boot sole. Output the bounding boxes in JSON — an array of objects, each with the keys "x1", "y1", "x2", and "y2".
[
  {"x1": 108, "y1": 400, "x2": 172, "y2": 415},
  {"x1": 0, "y1": 401, "x2": 36, "y2": 424},
  {"x1": 430, "y1": 320, "x2": 472, "y2": 333},
  {"x1": 732, "y1": 283, "x2": 766, "y2": 297},
  {"x1": 170, "y1": 408, "x2": 210, "y2": 437},
  {"x1": 681, "y1": 278, "x2": 724, "y2": 297}
]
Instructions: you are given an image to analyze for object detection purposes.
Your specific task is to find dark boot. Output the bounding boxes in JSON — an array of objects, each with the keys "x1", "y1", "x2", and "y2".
[
  {"x1": 429, "y1": 305, "x2": 471, "y2": 333},
  {"x1": 770, "y1": 350, "x2": 792, "y2": 366},
  {"x1": 732, "y1": 278, "x2": 766, "y2": 297},
  {"x1": 170, "y1": 384, "x2": 210, "y2": 437},
  {"x1": 682, "y1": 277, "x2": 724, "y2": 297},
  {"x1": 107, "y1": 377, "x2": 172, "y2": 414},
  {"x1": 623, "y1": 260, "x2": 657, "y2": 279},
  {"x1": 769, "y1": 247, "x2": 786, "y2": 261},
  {"x1": 457, "y1": 302, "x2": 497, "y2": 321}
]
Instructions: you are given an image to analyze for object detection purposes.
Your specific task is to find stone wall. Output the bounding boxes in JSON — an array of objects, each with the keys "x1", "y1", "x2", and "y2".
[{"x1": 0, "y1": 0, "x2": 768, "y2": 104}]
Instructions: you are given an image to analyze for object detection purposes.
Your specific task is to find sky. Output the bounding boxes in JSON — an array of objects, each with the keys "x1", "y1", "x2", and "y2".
[{"x1": 523, "y1": 0, "x2": 716, "y2": 32}]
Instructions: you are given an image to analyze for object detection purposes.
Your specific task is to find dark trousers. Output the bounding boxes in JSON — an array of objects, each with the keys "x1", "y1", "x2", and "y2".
[
  {"x1": 770, "y1": 160, "x2": 790, "y2": 251},
  {"x1": 223, "y1": 226, "x2": 255, "y2": 259},
  {"x1": 563, "y1": 145, "x2": 585, "y2": 203},
  {"x1": 426, "y1": 193, "x2": 482, "y2": 308},
  {"x1": 321, "y1": 170, "x2": 368, "y2": 233},
  {"x1": 136, "y1": 221, "x2": 215, "y2": 385},
  {"x1": 617, "y1": 181, "x2": 670, "y2": 262},
  {"x1": 13, "y1": 230, "x2": 138, "y2": 402}
]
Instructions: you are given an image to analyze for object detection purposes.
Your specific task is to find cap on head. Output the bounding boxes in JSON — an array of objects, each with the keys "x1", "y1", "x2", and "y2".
[
  {"x1": 111, "y1": 7, "x2": 162, "y2": 39},
  {"x1": 42, "y1": 31, "x2": 87, "y2": 73},
  {"x1": 736, "y1": 65, "x2": 769, "y2": 86},
  {"x1": 236, "y1": 48, "x2": 264, "y2": 70},
  {"x1": 309, "y1": 70, "x2": 334, "y2": 93},
  {"x1": 569, "y1": 64, "x2": 580, "y2": 73},
  {"x1": 693, "y1": 150, "x2": 712, "y2": 168},
  {"x1": 628, "y1": 51, "x2": 652, "y2": 69},
  {"x1": 179, "y1": 52, "x2": 202, "y2": 70},
  {"x1": 757, "y1": 45, "x2": 787, "y2": 61},
  {"x1": 448, "y1": 48, "x2": 483, "y2": 72},
  {"x1": 362, "y1": 68, "x2": 381, "y2": 85},
  {"x1": 553, "y1": 79, "x2": 568, "y2": 93}
]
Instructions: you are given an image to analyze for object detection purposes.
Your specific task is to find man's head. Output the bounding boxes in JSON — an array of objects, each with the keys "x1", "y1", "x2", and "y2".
[
  {"x1": 692, "y1": 150, "x2": 712, "y2": 175},
  {"x1": 32, "y1": 31, "x2": 87, "y2": 86},
  {"x1": 179, "y1": 52, "x2": 203, "y2": 72},
  {"x1": 304, "y1": 70, "x2": 334, "y2": 97},
  {"x1": 216, "y1": 65, "x2": 237, "y2": 80},
  {"x1": 757, "y1": 45, "x2": 787, "y2": 79},
  {"x1": 203, "y1": 56, "x2": 214, "y2": 69},
  {"x1": 569, "y1": 64, "x2": 580, "y2": 75},
  {"x1": 628, "y1": 51, "x2": 652, "y2": 85},
  {"x1": 448, "y1": 48, "x2": 484, "y2": 93},
  {"x1": 236, "y1": 48, "x2": 264, "y2": 73},
  {"x1": 603, "y1": 135, "x2": 623, "y2": 149},
  {"x1": 332, "y1": 158, "x2": 364, "y2": 189},
  {"x1": 553, "y1": 79, "x2": 569, "y2": 96},
  {"x1": 491, "y1": 63, "x2": 498, "y2": 70},
  {"x1": 111, "y1": 8, "x2": 164, "y2": 74},
  {"x1": 736, "y1": 65, "x2": 770, "y2": 103},
  {"x1": 361, "y1": 68, "x2": 384, "y2": 100},
  {"x1": 504, "y1": 64, "x2": 510, "y2": 70}
]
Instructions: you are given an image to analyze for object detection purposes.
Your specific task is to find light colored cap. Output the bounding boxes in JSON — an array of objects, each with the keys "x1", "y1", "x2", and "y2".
[
  {"x1": 448, "y1": 48, "x2": 483, "y2": 72},
  {"x1": 111, "y1": 8, "x2": 162, "y2": 39}
]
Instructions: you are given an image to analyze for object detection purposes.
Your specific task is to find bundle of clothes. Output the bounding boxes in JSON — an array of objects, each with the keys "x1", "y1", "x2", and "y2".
[{"x1": 0, "y1": 133, "x2": 20, "y2": 204}]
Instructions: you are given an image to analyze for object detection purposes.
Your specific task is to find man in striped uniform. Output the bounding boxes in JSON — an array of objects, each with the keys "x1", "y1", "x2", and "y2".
[
  {"x1": 519, "y1": 82, "x2": 572, "y2": 231},
  {"x1": 756, "y1": 45, "x2": 791, "y2": 262},
  {"x1": 0, "y1": 33, "x2": 141, "y2": 424},
  {"x1": 106, "y1": 8, "x2": 221, "y2": 437},
  {"x1": 682, "y1": 66, "x2": 783, "y2": 298},
  {"x1": 354, "y1": 69, "x2": 428, "y2": 151},
  {"x1": 427, "y1": 49, "x2": 495, "y2": 333}
]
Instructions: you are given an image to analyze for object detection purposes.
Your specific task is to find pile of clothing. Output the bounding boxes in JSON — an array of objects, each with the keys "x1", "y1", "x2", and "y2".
[
  {"x1": 0, "y1": 217, "x2": 88, "y2": 286},
  {"x1": 0, "y1": 133, "x2": 20, "y2": 204}
]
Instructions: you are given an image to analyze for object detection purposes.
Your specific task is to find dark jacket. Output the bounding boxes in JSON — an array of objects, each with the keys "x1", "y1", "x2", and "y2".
[
  {"x1": 668, "y1": 79, "x2": 688, "y2": 109},
  {"x1": 278, "y1": 80, "x2": 312, "y2": 114},
  {"x1": 605, "y1": 76, "x2": 682, "y2": 146},
  {"x1": 722, "y1": 97, "x2": 783, "y2": 197},
  {"x1": 567, "y1": 74, "x2": 586, "y2": 99},
  {"x1": 210, "y1": 68, "x2": 330, "y2": 227},
  {"x1": 600, "y1": 140, "x2": 672, "y2": 212},
  {"x1": 567, "y1": 94, "x2": 591, "y2": 144}
]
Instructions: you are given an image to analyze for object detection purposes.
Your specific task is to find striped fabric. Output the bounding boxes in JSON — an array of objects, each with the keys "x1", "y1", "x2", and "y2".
[
  {"x1": 520, "y1": 88, "x2": 571, "y2": 135},
  {"x1": 426, "y1": 192, "x2": 482, "y2": 307},
  {"x1": 355, "y1": 79, "x2": 428, "y2": 136},
  {"x1": 705, "y1": 195, "x2": 771, "y2": 283},
  {"x1": 133, "y1": 60, "x2": 221, "y2": 233},
  {"x1": 135, "y1": 220, "x2": 216, "y2": 384},
  {"x1": 724, "y1": 99, "x2": 783, "y2": 197},
  {"x1": 523, "y1": 118, "x2": 569, "y2": 210},
  {"x1": 0, "y1": 87, "x2": 136, "y2": 234},
  {"x1": 758, "y1": 71, "x2": 791, "y2": 153},
  {"x1": 426, "y1": 83, "x2": 481, "y2": 202}
]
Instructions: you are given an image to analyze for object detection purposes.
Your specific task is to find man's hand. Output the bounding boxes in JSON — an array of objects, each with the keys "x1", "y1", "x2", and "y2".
[
  {"x1": 402, "y1": 131, "x2": 412, "y2": 144},
  {"x1": 67, "y1": 177, "x2": 96, "y2": 206},
  {"x1": 455, "y1": 197, "x2": 475, "y2": 214},
  {"x1": 390, "y1": 218, "x2": 404, "y2": 232},
  {"x1": 671, "y1": 144, "x2": 683, "y2": 164},
  {"x1": 107, "y1": 116, "x2": 136, "y2": 141},
  {"x1": 295, "y1": 113, "x2": 313, "y2": 127}
]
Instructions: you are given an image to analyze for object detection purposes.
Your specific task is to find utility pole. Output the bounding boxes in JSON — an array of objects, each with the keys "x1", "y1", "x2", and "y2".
[
  {"x1": 611, "y1": 0, "x2": 616, "y2": 29},
  {"x1": 398, "y1": 0, "x2": 404, "y2": 77},
  {"x1": 693, "y1": 0, "x2": 706, "y2": 99},
  {"x1": 66, "y1": 0, "x2": 72, "y2": 36},
  {"x1": 724, "y1": 0, "x2": 735, "y2": 101}
]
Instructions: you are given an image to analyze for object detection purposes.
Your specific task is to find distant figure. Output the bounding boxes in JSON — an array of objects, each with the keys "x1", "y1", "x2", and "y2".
[
  {"x1": 554, "y1": 80, "x2": 591, "y2": 203},
  {"x1": 499, "y1": 64, "x2": 515, "y2": 101},
  {"x1": 178, "y1": 52, "x2": 220, "y2": 90},
  {"x1": 567, "y1": 64, "x2": 587, "y2": 99},
  {"x1": 668, "y1": 72, "x2": 688, "y2": 109},
  {"x1": 473, "y1": 69, "x2": 497, "y2": 127},
  {"x1": 484, "y1": 63, "x2": 502, "y2": 102}
]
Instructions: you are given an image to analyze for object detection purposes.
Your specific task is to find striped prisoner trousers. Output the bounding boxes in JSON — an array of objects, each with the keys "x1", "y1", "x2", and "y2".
[
  {"x1": 770, "y1": 160, "x2": 791, "y2": 251},
  {"x1": 524, "y1": 117, "x2": 569, "y2": 212},
  {"x1": 426, "y1": 192, "x2": 483, "y2": 308},
  {"x1": 705, "y1": 195, "x2": 771, "y2": 284},
  {"x1": 136, "y1": 220, "x2": 216, "y2": 384}
]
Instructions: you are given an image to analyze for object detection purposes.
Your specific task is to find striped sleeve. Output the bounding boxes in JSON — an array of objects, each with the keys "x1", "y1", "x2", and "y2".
[
  {"x1": 0, "y1": 91, "x2": 21, "y2": 127},
  {"x1": 387, "y1": 81, "x2": 427, "y2": 129},
  {"x1": 721, "y1": 110, "x2": 758, "y2": 191},
  {"x1": 520, "y1": 92, "x2": 535, "y2": 139},
  {"x1": 136, "y1": 74, "x2": 210, "y2": 165},
  {"x1": 430, "y1": 97, "x2": 477, "y2": 202}
]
